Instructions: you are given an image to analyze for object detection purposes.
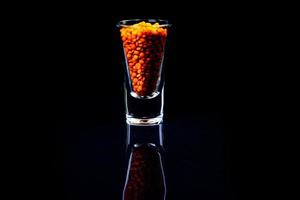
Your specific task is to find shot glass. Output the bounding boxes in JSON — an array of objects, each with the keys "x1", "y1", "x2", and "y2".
[{"x1": 117, "y1": 19, "x2": 171, "y2": 125}]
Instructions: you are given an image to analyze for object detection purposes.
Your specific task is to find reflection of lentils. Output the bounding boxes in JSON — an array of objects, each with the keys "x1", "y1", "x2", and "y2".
[
  {"x1": 123, "y1": 144, "x2": 165, "y2": 200},
  {"x1": 120, "y1": 22, "x2": 167, "y2": 97}
]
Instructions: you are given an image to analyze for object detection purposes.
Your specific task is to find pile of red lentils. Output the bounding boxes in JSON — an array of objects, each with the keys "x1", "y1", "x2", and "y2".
[{"x1": 120, "y1": 21, "x2": 167, "y2": 97}]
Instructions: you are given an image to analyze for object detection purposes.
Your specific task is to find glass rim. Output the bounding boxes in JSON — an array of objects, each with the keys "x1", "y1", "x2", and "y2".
[{"x1": 117, "y1": 19, "x2": 172, "y2": 28}]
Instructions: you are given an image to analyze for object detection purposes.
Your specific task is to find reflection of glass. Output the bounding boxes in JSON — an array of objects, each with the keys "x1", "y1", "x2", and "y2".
[
  {"x1": 117, "y1": 19, "x2": 171, "y2": 125},
  {"x1": 123, "y1": 124, "x2": 166, "y2": 200}
]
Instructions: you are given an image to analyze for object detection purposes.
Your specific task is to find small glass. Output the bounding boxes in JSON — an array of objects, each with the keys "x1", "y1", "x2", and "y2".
[{"x1": 117, "y1": 19, "x2": 171, "y2": 125}]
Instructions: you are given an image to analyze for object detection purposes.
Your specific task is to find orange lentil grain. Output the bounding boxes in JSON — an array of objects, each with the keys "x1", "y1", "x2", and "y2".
[{"x1": 135, "y1": 63, "x2": 141, "y2": 68}]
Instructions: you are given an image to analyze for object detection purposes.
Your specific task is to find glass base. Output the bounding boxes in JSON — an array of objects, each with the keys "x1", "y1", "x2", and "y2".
[{"x1": 126, "y1": 115, "x2": 163, "y2": 126}]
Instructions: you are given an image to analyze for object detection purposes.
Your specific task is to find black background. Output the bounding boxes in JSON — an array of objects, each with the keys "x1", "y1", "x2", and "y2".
[{"x1": 25, "y1": 2, "x2": 268, "y2": 200}]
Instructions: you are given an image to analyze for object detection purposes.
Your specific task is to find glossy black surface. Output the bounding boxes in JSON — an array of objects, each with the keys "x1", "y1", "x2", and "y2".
[{"x1": 45, "y1": 111, "x2": 233, "y2": 200}]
